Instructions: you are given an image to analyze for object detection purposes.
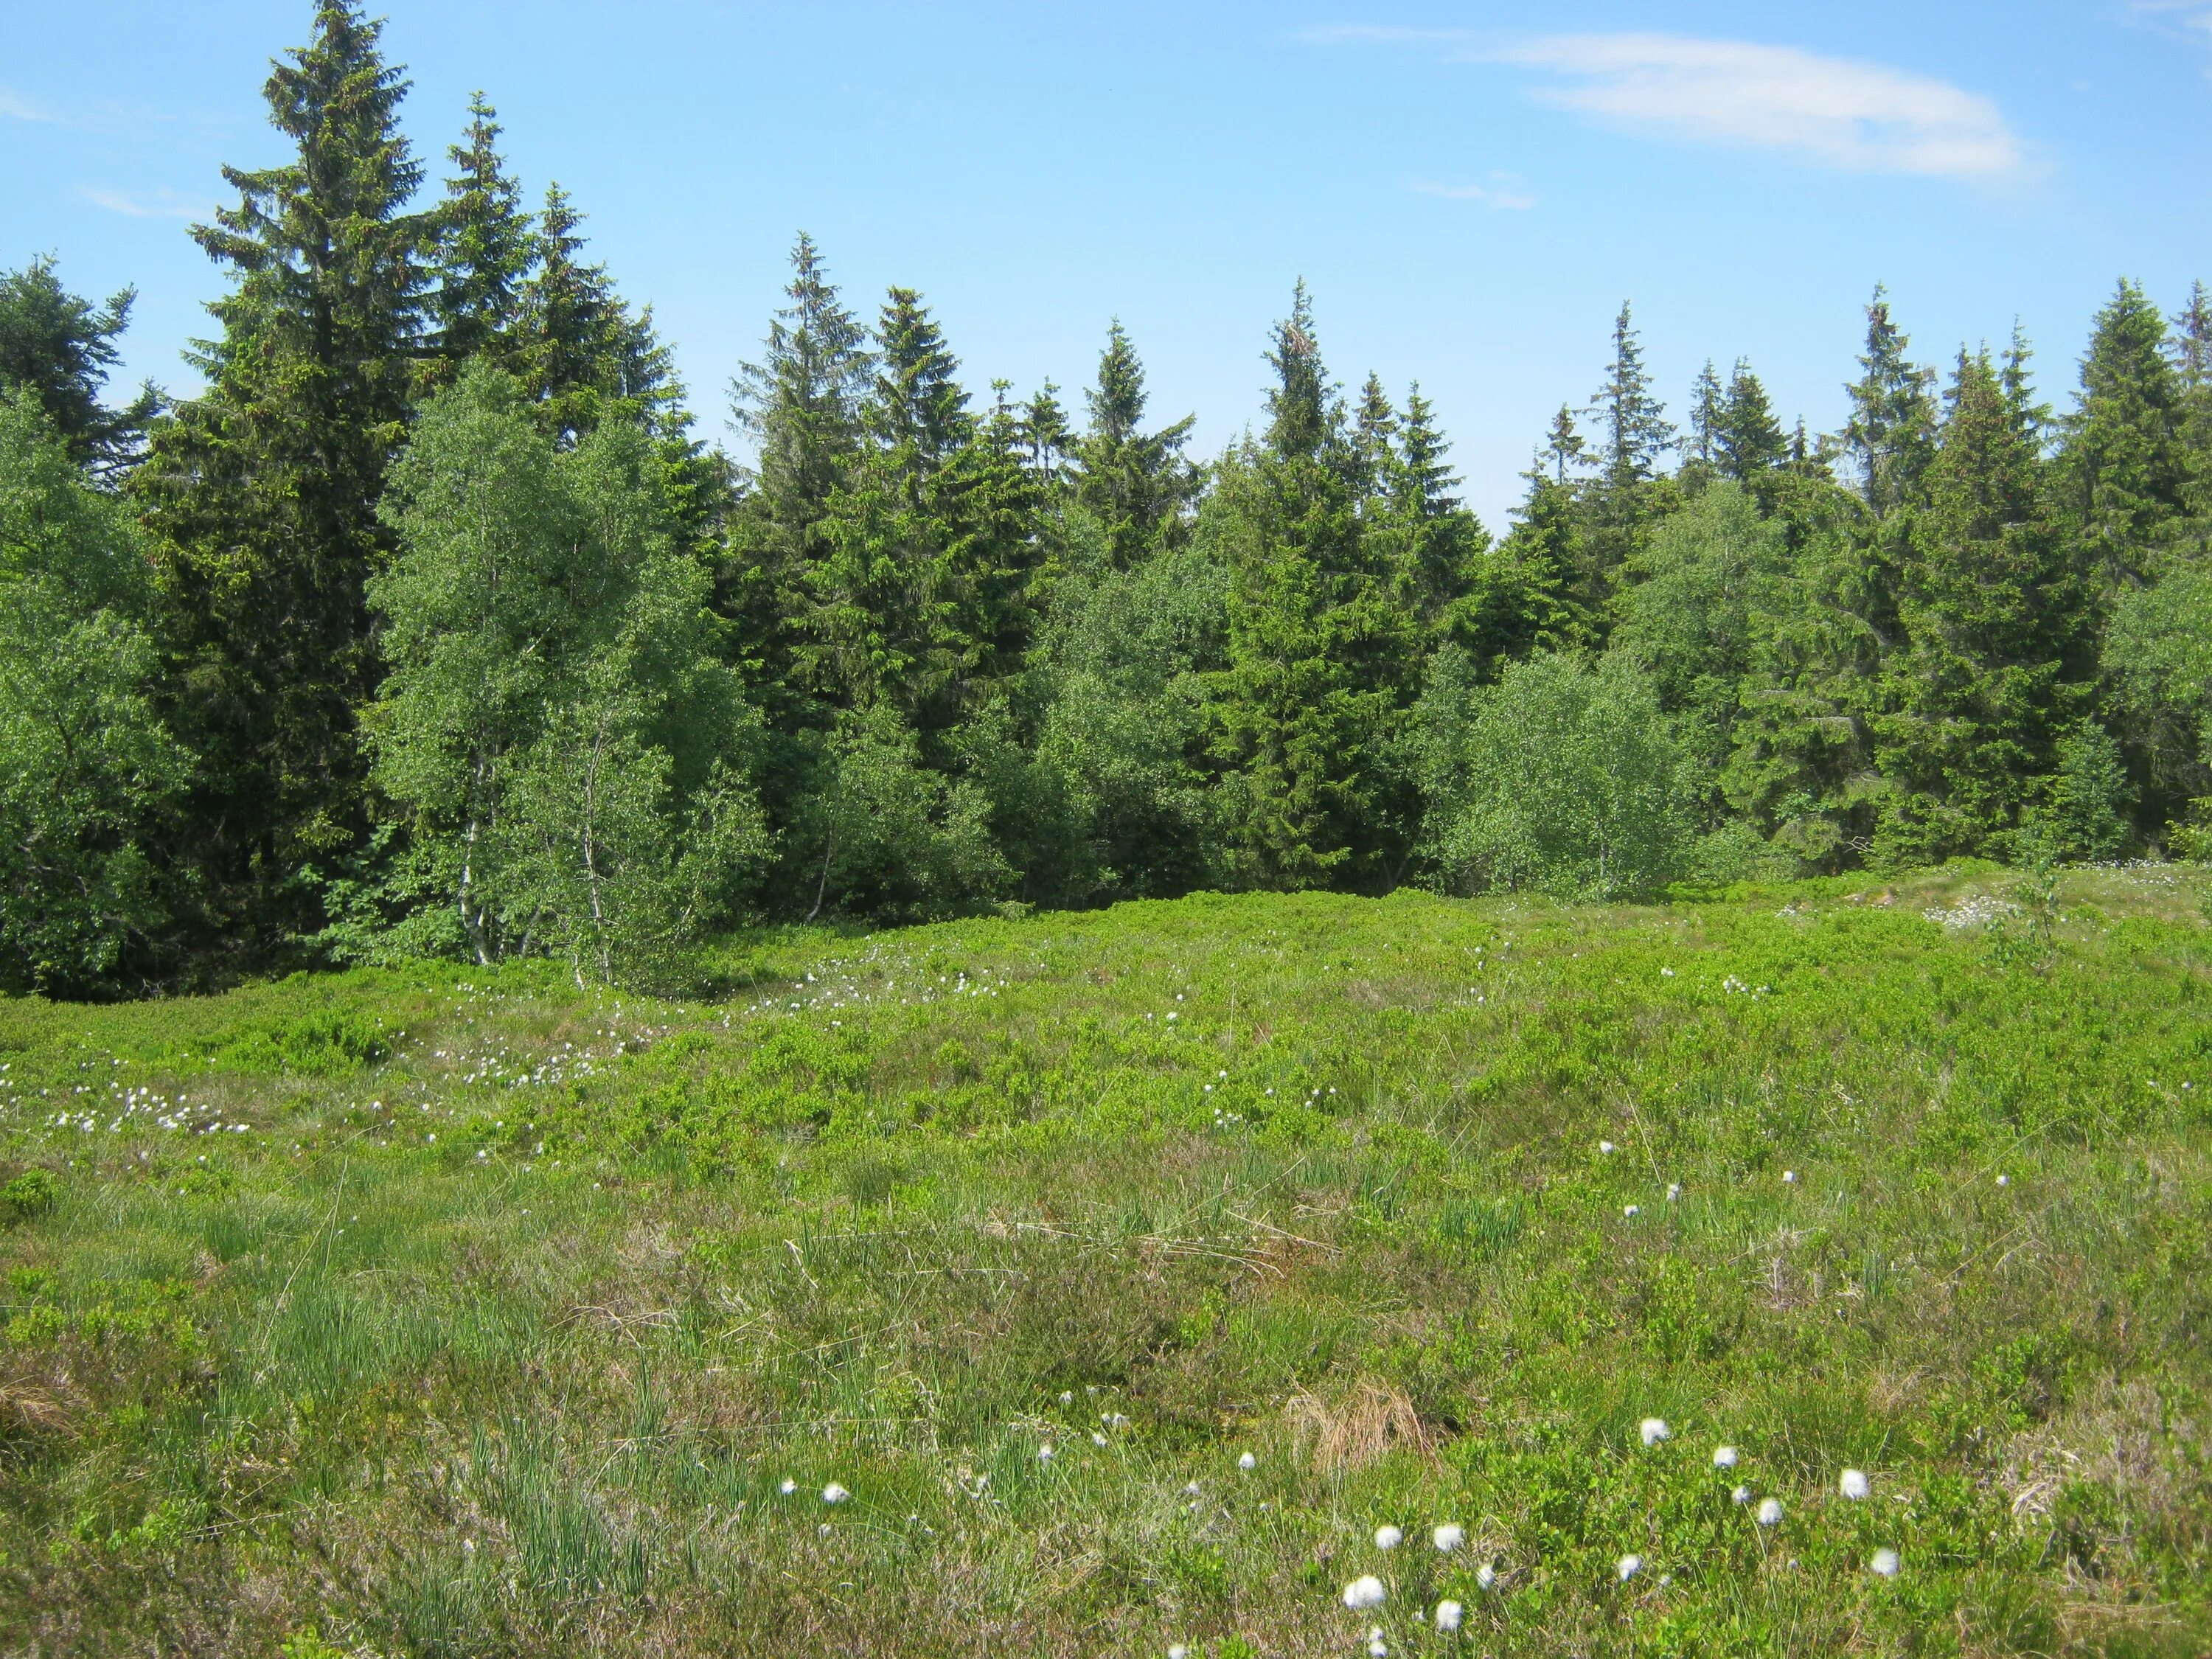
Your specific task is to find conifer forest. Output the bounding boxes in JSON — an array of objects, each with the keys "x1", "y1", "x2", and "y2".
[{"x1": 3, "y1": 1, "x2": 2208, "y2": 998}]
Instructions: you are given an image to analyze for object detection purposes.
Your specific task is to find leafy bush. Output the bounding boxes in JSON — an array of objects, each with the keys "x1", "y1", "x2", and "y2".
[{"x1": 1415, "y1": 647, "x2": 1695, "y2": 900}]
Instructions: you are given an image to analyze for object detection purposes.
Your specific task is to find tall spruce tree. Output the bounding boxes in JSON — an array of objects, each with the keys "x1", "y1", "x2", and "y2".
[
  {"x1": 1071, "y1": 319, "x2": 1197, "y2": 568},
  {"x1": 1716, "y1": 359, "x2": 1787, "y2": 482},
  {"x1": 1204, "y1": 288, "x2": 1419, "y2": 889},
  {"x1": 1686, "y1": 359, "x2": 1724, "y2": 472},
  {"x1": 428, "y1": 91, "x2": 532, "y2": 377},
  {"x1": 1583, "y1": 302, "x2": 1676, "y2": 588},
  {"x1": 1843, "y1": 285, "x2": 1938, "y2": 519},
  {"x1": 726, "y1": 234, "x2": 872, "y2": 691},
  {"x1": 138, "y1": 0, "x2": 434, "y2": 934},
  {"x1": 2058, "y1": 278, "x2": 2191, "y2": 591},
  {"x1": 0, "y1": 257, "x2": 162, "y2": 477},
  {"x1": 1873, "y1": 348, "x2": 2091, "y2": 863}
]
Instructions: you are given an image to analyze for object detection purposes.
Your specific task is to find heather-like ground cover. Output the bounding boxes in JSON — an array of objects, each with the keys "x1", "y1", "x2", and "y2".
[{"x1": 2, "y1": 868, "x2": 2209, "y2": 1657}]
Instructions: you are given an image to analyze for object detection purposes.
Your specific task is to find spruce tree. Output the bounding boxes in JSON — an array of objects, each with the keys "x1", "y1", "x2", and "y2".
[
  {"x1": 870, "y1": 287, "x2": 970, "y2": 485},
  {"x1": 1071, "y1": 319, "x2": 1197, "y2": 568},
  {"x1": 1716, "y1": 359, "x2": 1787, "y2": 481},
  {"x1": 0, "y1": 257, "x2": 162, "y2": 477},
  {"x1": 730, "y1": 233, "x2": 872, "y2": 546},
  {"x1": 1686, "y1": 359, "x2": 1724, "y2": 470},
  {"x1": 1377, "y1": 385, "x2": 1485, "y2": 629},
  {"x1": 138, "y1": 0, "x2": 434, "y2": 932},
  {"x1": 1874, "y1": 349, "x2": 2092, "y2": 863},
  {"x1": 2176, "y1": 282, "x2": 2212, "y2": 548},
  {"x1": 517, "y1": 184, "x2": 620, "y2": 443},
  {"x1": 1843, "y1": 285, "x2": 1938, "y2": 519},
  {"x1": 1205, "y1": 288, "x2": 1419, "y2": 889},
  {"x1": 428, "y1": 91, "x2": 532, "y2": 377},
  {"x1": 2058, "y1": 278, "x2": 2191, "y2": 591},
  {"x1": 1263, "y1": 280, "x2": 1336, "y2": 462},
  {"x1": 1583, "y1": 302, "x2": 1675, "y2": 587},
  {"x1": 1352, "y1": 371, "x2": 1398, "y2": 500}
]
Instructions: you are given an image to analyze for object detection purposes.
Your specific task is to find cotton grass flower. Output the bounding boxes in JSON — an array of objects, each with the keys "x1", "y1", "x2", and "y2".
[
  {"x1": 1666, "y1": 1183, "x2": 1681, "y2": 1201},
  {"x1": 1996, "y1": 1173, "x2": 2010, "y2": 1187},
  {"x1": 1092, "y1": 1431, "x2": 1108, "y2": 1447},
  {"x1": 1623, "y1": 1203, "x2": 1641, "y2": 1218},
  {"x1": 1343, "y1": 1574, "x2": 1388, "y2": 1610},
  {"x1": 1475, "y1": 1562, "x2": 1497, "y2": 1591},
  {"x1": 1731, "y1": 1485, "x2": 1751, "y2": 1505},
  {"x1": 1840, "y1": 1468, "x2": 1871, "y2": 1500},
  {"x1": 1368, "y1": 1641, "x2": 1388, "y2": 1658},
  {"x1": 1639, "y1": 1417, "x2": 1669, "y2": 1446},
  {"x1": 1616, "y1": 1554, "x2": 1642, "y2": 1582},
  {"x1": 1599, "y1": 1140, "x2": 1616, "y2": 1155},
  {"x1": 1037, "y1": 1444, "x2": 1055, "y2": 1463},
  {"x1": 1433, "y1": 1522, "x2": 1464, "y2": 1552},
  {"x1": 1238, "y1": 1451, "x2": 1256, "y2": 1471},
  {"x1": 822, "y1": 1482, "x2": 850, "y2": 1504},
  {"x1": 1756, "y1": 1498, "x2": 1784, "y2": 1526},
  {"x1": 779, "y1": 1478, "x2": 797, "y2": 1495},
  {"x1": 1870, "y1": 1547, "x2": 1902, "y2": 1578},
  {"x1": 1782, "y1": 1170, "x2": 1798, "y2": 1184},
  {"x1": 1169, "y1": 1646, "x2": 1189, "y2": 1659},
  {"x1": 1434, "y1": 1599, "x2": 1464, "y2": 1632},
  {"x1": 1712, "y1": 1444, "x2": 1738, "y2": 1469},
  {"x1": 1374, "y1": 1524, "x2": 1404, "y2": 1550}
]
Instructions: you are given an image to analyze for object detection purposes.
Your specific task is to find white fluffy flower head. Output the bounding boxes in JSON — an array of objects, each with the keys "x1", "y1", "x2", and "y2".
[
  {"x1": 1616, "y1": 1553, "x2": 1642, "y2": 1581},
  {"x1": 1343, "y1": 1574, "x2": 1388, "y2": 1610},
  {"x1": 1433, "y1": 1522, "x2": 1464, "y2": 1552},
  {"x1": 1640, "y1": 1417, "x2": 1669, "y2": 1446},
  {"x1": 1756, "y1": 1498, "x2": 1784, "y2": 1526},
  {"x1": 1840, "y1": 1467, "x2": 1870, "y2": 1500},
  {"x1": 1374, "y1": 1524, "x2": 1404, "y2": 1551},
  {"x1": 1434, "y1": 1599, "x2": 1464, "y2": 1632},
  {"x1": 1712, "y1": 1444, "x2": 1738, "y2": 1469},
  {"x1": 1870, "y1": 1547, "x2": 1901, "y2": 1578}
]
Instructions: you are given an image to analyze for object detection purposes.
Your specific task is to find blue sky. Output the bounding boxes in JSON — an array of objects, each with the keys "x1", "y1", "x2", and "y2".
[{"x1": 4, "y1": 1, "x2": 2209, "y2": 525}]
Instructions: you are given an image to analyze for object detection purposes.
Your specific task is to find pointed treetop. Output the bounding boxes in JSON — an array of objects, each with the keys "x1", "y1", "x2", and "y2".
[
  {"x1": 1264, "y1": 279, "x2": 1335, "y2": 461},
  {"x1": 1541, "y1": 403, "x2": 1587, "y2": 486},
  {"x1": 1587, "y1": 302, "x2": 1674, "y2": 489},
  {"x1": 1843, "y1": 283, "x2": 1938, "y2": 517},
  {"x1": 431, "y1": 90, "x2": 532, "y2": 364},
  {"x1": 870, "y1": 286, "x2": 970, "y2": 471}
]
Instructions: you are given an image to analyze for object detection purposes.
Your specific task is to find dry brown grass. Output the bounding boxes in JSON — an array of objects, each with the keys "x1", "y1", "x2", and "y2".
[{"x1": 1285, "y1": 1377, "x2": 1435, "y2": 1474}]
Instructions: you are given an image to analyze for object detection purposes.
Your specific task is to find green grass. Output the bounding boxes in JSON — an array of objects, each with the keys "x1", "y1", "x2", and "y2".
[{"x1": 2, "y1": 867, "x2": 2210, "y2": 1657}]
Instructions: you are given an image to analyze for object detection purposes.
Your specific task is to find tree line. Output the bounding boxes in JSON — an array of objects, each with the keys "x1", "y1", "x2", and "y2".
[{"x1": 4, "y1": 1, "x2": 2211, "y2": 993}]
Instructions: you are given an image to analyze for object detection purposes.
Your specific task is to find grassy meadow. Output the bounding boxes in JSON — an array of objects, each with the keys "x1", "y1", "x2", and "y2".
[{"x1": 2, "y1": 869, "x2": 2210, "y2": 1657}]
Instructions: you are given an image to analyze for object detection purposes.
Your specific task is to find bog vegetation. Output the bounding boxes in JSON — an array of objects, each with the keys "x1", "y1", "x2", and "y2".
[
  {"x1": 7, "y1": 7, "x2": 2212, "y2": 1655},
  {"x1": 1, "y1": 870, "x2": 2209, "y2": 1655},
  {"x1": 4, "y1": 4, "x2": 2212, "y2": 996}
]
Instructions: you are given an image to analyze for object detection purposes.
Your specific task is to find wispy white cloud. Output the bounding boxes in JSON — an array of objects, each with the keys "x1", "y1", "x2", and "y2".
[
  {"x1": 0, "y1": 86, "x2": 63, "y2": 124},
  {"x1": 79, "y1": 186, "x2": 209, "y2": 221},
  {"x1": 1411, "y1": 175, "x2": 1537, "y2": 211},
  {"x1": 1313, "y1": 27, "x2": 2024, "y2": 181}
]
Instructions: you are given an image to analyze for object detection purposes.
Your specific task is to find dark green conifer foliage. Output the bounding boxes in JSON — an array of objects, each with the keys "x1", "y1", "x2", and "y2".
[
  {"x1": 870, "y1": 287, "x2": 970, "y2": 484},
  {"x1": 2177, "y1": 282, "x2": 2212, "y2": 549},
  {"x1": 1071, "y1": 320, "x2": 1197, "y2": 568},
  {"x1": 730, "y1": 234, "x2": 871, "y2": 543},
  {"x1": 1352, "y1": 371, "x2": 1398, "y2": 499},
  {"x1": 1843, "y1": 285, "x2": 1938, "y2": 519},
  {"x1": 1376, "y1": 386, "x2": 1486, "y2": 631},
  {"x1": 138, "y1": 0, "x2": 434, "y2": 933},
  {"x1": 1263, "y1": 281, "x2": 1335, "y2": 463},
  {"x1": 1017, "y1": 380, "x2": 1071, "y2": 485},
  {"x1": 1716, "y1": 359, "x2": 1787, "y2": 481},
  {"x1": 1874, "y1": 349, "x2": 2091, "y2": 863},
  {"x1": 2059, "y1": 278, "x2": 2191, "y2": 590},
  {"x1": 1686, "y1": 360, "x2": 1723, "y2": 473},
  {"x1": 1583, "y1": 302, "x2": 1676, "y2": 589},
  {"x1": 0, "y1": 257, "x2": 161, "y2": 477},
  {"x1": 428, "y1": 91, "x2": 532, "y2": 376},
  {"x1": 1206, "y1": 289, "x2": 1419, "y2": 889},
  {"x1": 802, "y1": 289, "x2": 984, "y2": 724}
]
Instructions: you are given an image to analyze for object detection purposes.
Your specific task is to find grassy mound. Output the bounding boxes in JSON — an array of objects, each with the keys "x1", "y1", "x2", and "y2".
[{"x1": 2, "y1": 870, "x2": 2209, "y2": 1656}]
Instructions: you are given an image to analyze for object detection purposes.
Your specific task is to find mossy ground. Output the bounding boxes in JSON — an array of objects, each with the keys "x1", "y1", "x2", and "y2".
[{"x1": 2, "y1": 868, "x2": 2209, "y2": 1656}]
